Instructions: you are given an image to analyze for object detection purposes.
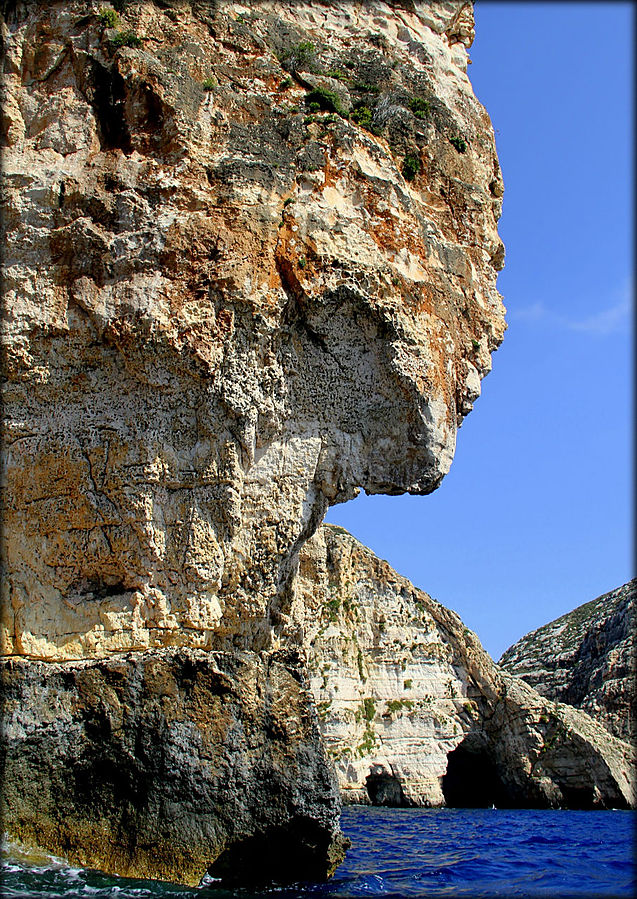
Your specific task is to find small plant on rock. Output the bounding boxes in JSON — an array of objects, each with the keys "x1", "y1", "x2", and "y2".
[
  {"x1": 353, "y1": 81, "x2": 380, "y2": 94},
  {"x1": 402, "y1": 152, "x2": 421, "y2": 182},
  {"x1": 279, "y1": 40, "x2": 316, "y2": 72},
  {"x1": 324, "y1": 596, "x2": 341, "y2": 622},
  {"x1": 110, "y1": 30, "x2": 142, "y2": 48},
  {"x1": 351, "y1": 104, "x2": 373, "y2": 129},
  {"x1": 450, "y1": 135, "x2": 468, "y2": 153},
  {"x1": 305, "y1": 87, "x2": 345, "y2": 116},
  {"x1": 98, "y1": 7, "x2": 119, "y2": 28},
  {"x1": 409, "y1": 97, "x2": 430, "y2": 119},
  {"x1": 202, "y1": 77, "x2": 216, "y2": 91},
  {"x1": 356, "y1": 725, "x2": 377, "y2": 757},
  {"x1": 357, "y1": 647, "x2": 366, "y2": 681},
  {"x1": 363, "y1": 697, "x2": 376, "y2": 721}
]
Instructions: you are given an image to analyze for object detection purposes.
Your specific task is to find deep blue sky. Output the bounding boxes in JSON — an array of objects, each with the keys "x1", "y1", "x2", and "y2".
[{"x1": 325, "y1": 2, "x2": 633, "y2": 660}]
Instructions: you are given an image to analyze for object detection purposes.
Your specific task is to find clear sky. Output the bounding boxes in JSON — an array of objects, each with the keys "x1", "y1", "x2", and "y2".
[{"x1": 325, "y1": 2, "x2": 633, "y2": 661}]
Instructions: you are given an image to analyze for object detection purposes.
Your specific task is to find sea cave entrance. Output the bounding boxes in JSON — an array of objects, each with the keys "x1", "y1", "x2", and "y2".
[
  {"x1": 442, "y1": 736, "x2": 509, "y2": 808},
  {"x1": 365, "y1": 767, "x2": 408, "y2": 806}
]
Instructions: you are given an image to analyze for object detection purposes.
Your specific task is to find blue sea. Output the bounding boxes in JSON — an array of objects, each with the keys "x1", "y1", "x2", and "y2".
[{"x1": 2, "y1": 808, "x2": 635, "y2": 899}]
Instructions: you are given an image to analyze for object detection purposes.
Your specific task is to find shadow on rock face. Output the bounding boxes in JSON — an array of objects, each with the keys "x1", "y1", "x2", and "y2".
[
  {"x1": 442, "y1": 736, "x2": 509, "y2": 809},
  {"x1": 206, "y1": 817, "x2": 350, "y2": 886},
  {"x1": 365, "y1": 767, "x2": 409, "y2": 807}
]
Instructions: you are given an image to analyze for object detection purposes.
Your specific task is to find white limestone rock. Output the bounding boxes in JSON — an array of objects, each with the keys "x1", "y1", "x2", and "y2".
[{"x1": 297, "y1": 526, "x2": 635, "y2": 810}]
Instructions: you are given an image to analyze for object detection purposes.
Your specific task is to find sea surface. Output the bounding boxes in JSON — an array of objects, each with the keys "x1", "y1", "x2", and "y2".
[{"x1": 2, "y1": 807, "x2": 635, "y2": 899}]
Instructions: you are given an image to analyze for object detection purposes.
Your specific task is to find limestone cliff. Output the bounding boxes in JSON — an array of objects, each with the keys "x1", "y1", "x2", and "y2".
[
  {"x1": 296, "y1": 525, "x2": 635, "y2": 810},
  {"x1": 499, "y1": 580, "x2": 635, "y2": 744},
  {"x1": 1, "y1": 0, "x2": 503, "y2": 662},
  {"x1": 1, "y1": 0, "x2": 505, "y2": 885}
]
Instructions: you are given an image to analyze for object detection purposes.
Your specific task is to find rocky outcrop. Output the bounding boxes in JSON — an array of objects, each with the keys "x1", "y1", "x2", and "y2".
[
  {"x1": 1, "y1": 0, "x2": 504, "y2": 661},
  {"x1": 1, "y1": 649, "x2": 346, "y2": 886},
  {"x1": 499, "y1": 580, "x2": 636, "y2": 743},
  {"x1": 296, "y1": 525, "x2": 635, "y2": 810},
  {"x1": 1, "y1": 0, "x2": 505, "y2": 884}
]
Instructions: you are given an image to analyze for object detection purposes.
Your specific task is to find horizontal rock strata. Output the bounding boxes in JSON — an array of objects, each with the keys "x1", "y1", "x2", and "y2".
[
  {"x1": 499, "y1": 580, "x2": 636, "y2": 743},
  {"x1": 296, "y1": 525, "x2": 635, "y2": 810}
]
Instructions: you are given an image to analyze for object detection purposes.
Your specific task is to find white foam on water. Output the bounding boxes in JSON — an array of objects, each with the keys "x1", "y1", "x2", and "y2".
[{"x1": 1, "y1": 863, "x2": 24, "y2": 873}]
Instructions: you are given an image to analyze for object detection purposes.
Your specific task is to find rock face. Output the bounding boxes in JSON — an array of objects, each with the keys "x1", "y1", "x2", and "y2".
[
  {"x1": 296, "y1": 525, "x2": 635, "y2": 810},
  {"x1": 1, "y1": 649, "x2": 347, "y2": 886},
  {"x1": 1, "y1": 0, "x2": 504, "y2": 884},
  {"x1": 1, "y1": 0, "x2": 504, "y2": 660},
  {"x1": 499, "y1": 580, "x2": 636, "y2": 744}
]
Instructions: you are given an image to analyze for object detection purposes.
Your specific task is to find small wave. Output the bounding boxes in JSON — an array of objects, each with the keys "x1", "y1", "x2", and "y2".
[
  {"x1": 354, "y1": 874, "x2": 387, "y2": 894},
  {"x1": 519, "y1": 834, "x2": 563, "y2": 846}
]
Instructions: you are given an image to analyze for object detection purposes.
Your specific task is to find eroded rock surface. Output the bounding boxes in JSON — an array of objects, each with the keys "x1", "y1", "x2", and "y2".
[
  {"x1": 1, "y1": 0, "x2": 504, "y2": 661},
  {"x1": 1, "y1": 0, "x2": 504, "y2": 883},
  {"x1": 499, "y1": 580, "x2": 636, "y2": 744},
  {"x1": 297, "y1": 526, "x2": 635, "y2": 810},
  {"x1": 1, "y1": 648, "x2": 347, "y2": 886}
]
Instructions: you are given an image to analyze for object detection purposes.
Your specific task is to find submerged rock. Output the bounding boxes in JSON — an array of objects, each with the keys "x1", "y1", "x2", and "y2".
[
  {"x1": 499, "y1": 580, "x2": 636, "y2": 744},
  {"x1": 0, "y1": 0, "x2": 504, "y2": 883},
  {"x1": 297, "y1": 526, "x2": 635, "y2": 810}
]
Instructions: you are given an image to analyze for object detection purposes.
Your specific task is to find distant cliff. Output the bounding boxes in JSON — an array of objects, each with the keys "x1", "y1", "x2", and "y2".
[
  {"x1": 295, "y1": 526, "x2": 635, "y2": 810},
  {"x1": 499, "y1": 581, "x2": 635, "y2": 743}
]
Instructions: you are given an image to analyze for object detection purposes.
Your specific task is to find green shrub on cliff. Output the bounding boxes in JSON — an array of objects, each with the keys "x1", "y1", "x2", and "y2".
[
  {"x1": 357, "y1": 647, "x2": 366, "y2": 681},
  {"x1": 323, "y1": 596, "x2": 341, "y2": 622},
  {"x1": 110, "y1": 30, "x2": 142, "y2": 48},
  {"x1": 402, "y1": 153, "x2": 421, "y2": 182},
  {"x1": 450, "y1": 135, "x2": 468, "y2": 153},
  {"x1": 351, "y1": 105, "x2": 373, "y2": 129},
  {"x1": 409, "y1": 97, "x2": 430, "y2": 119},
  {"x1": 305, "y1": 87, "x2": 345, "y2": 116},
  {"x1": 385, "y1": 698, "x2": 414, "y2": 715},
  {"x1": 356, "y1": 725, "x2": 377, "y2": 757},
  {"x1": 353, "y1": 81, "x2": 380, "y2": 94},
  {"x1": 98, "y1": 8, "x2": 118, "y2": 28},
  {"x1": 279, "y1": 41, "x2": 316, "y2": 72}
]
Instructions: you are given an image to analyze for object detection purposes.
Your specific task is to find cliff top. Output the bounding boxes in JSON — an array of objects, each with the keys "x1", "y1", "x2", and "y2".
[{"x1": 499, "y1": 580, "x2": 635, "y2": 671}]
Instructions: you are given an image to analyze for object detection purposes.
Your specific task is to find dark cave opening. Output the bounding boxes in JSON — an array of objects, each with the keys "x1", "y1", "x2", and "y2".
[
  {"x1": 205, "y1": 816, "x2": 338, "y2": 885},
  {"x1": 442, "y1": 738, "x2": 508, "y2": 808},
  {"x1": 559, "y1": 784, "x2": 597, "y2": 810},
  {"x1": 365, "y1": 770, "x2": 408, "y2": 807},
  {"x1": 89, "y1": 59, "x2": 132, "y2": 153}
]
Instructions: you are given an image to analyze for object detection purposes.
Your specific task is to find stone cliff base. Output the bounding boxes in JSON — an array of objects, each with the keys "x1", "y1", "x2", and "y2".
[{"x1": 0, "y1": 649, "x2": 346, "y2": 887}]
